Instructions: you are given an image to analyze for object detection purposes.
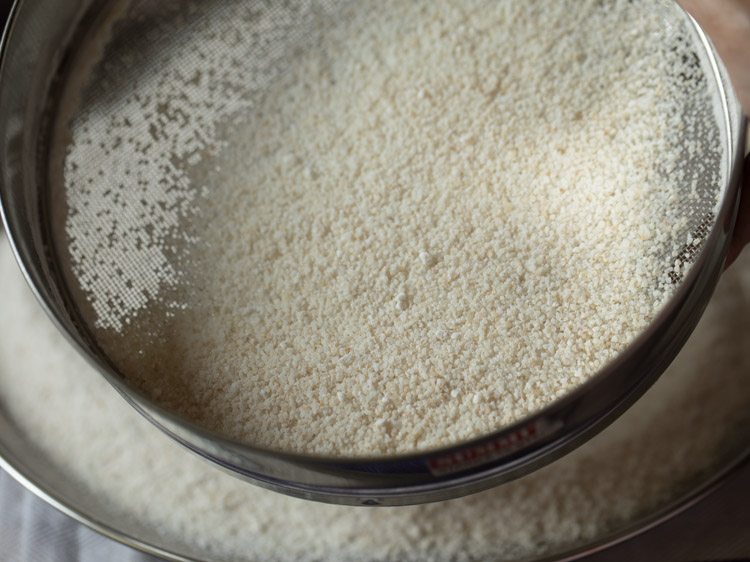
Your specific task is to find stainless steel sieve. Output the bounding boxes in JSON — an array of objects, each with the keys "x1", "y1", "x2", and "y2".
[{"x1": 0, "y1": 0, "x2": 746, "y2": 506}]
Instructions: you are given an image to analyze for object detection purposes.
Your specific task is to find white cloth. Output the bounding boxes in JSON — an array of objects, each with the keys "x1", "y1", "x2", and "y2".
[{"x1": 0, "y1": 469, "x2": 159, "y2": 562}]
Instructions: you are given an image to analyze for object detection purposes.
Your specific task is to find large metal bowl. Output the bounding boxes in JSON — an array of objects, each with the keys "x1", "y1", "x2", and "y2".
[
  {"x1": 0, "y1": 268, "x2": 748, "y2": 560},
  {"x1": 0, "y1": 436, "x2": 747, "y2": 562}
]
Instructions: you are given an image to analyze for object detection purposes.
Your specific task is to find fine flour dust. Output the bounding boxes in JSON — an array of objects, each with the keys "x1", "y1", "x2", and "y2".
[
  {"x1": 60, "y1": 0, "x2": 722, "y2": 455},
  {"x1": 2, "y1": 242, "x2": 750, "y2": 561}
]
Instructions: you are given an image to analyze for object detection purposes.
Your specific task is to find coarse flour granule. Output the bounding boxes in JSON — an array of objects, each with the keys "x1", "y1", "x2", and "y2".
[
  {"x1": 60, "y1": 0, "x2": 723, "y2": 455},
  {"x1": 2, "y1": 241, "x2": 750, "y2": 561}
]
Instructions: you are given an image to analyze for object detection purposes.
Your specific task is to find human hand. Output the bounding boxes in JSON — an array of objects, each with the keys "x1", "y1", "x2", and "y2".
[{"x1": 677, "y1": 0, "x2": 750, "y2": 267}]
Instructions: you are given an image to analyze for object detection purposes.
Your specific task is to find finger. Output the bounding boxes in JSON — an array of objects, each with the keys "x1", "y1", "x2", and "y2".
[
  {"x1": 677, "y1": 0, "x2": 750, "y2": 114},
  {"x1": 724, "y1": 154, "x2": 750, "y2": 268}
]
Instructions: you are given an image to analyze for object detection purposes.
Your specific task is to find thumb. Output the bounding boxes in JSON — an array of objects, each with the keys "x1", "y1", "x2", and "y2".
[{"x1": 724, "y1": 153, "x2": 750, "y2": 269}]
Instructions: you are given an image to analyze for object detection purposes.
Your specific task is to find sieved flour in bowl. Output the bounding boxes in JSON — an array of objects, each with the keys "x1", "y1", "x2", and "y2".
[
  {"x1": 59, "y1": 0, "x2": 723, "y2": 455},
  {"x1": 2, "y1": 241, "x2": 750, "y2": 560}
]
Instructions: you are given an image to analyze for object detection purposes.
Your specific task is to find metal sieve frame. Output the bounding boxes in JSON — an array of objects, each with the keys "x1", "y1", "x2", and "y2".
[{"x1": 0, "y1": 0, "x2": 746, "y2": 507}]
